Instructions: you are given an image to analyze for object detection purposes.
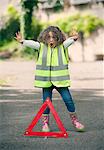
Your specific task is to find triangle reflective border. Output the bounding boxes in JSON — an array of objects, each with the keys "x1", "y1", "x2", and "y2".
[{"x1": 24, "y1": 98, "x2": 68, "y2": 138}]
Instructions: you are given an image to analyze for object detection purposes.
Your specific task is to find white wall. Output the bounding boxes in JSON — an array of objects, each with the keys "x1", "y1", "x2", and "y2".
[{"x1": 69, "y1": 28, "x2": 104, "y2": 62}]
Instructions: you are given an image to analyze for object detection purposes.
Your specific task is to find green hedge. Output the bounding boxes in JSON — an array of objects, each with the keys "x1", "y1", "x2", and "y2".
[{"x1": 55, "y1": 13, "x2": 104, "y2": 37}]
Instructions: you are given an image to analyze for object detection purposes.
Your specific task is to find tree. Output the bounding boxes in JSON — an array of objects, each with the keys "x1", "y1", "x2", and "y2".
[
  {"x1": 63, "y1": 0, "x2": 71, "y2": 11},
  {"x1": 20, "y1": 0, "x2": 38, "y2": 39}
]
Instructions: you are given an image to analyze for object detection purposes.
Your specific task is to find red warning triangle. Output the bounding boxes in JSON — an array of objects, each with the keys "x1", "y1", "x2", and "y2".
[{"x1": 24, "y1": 97, "x2": 68, "y2": 138}]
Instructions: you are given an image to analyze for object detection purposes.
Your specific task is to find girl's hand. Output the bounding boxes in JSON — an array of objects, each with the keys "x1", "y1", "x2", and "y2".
[
  {"x1": 72, "y1": 34, "x2": 79, "y2": 41},
  {"x1": 15, "y1": 31, "x2": 23, "y2": 42},
  {"x1": 70, "y1": 30, "x2": 79, "y2": 41}
]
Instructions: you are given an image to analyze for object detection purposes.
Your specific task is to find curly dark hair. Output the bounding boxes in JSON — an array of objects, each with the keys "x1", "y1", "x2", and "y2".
[{"x1": 37, "y1": 26, "x2": 66, "y2": 46}]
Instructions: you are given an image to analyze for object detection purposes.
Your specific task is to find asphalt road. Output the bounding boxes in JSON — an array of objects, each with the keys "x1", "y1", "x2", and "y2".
[{"x1": 0, "y1": 61, "x2": 104, "y2": 150}]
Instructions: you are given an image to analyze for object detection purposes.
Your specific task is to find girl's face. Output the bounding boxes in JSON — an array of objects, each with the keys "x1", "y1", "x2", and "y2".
[{"x1": 47, "y1": 32, "x2": 58, "y2": 48}]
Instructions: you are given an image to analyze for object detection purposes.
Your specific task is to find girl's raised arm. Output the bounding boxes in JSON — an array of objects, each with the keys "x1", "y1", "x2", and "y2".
[
  {"x1": 15, "y1": 31, "x2": 40, "y2": 50},
  {"x1": 63, "y1": 31, "x2": 79, "y2": 49}
]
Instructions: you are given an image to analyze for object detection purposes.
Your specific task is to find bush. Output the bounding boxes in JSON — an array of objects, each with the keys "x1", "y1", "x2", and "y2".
[
  {"x1": 0, "y1": 18, "x2": 20, "y2": 44},
  {"x1": 20, "y1": 17, "x2": 43, "y2": 59},
  {"x1": 30, "y1": 17, "x2": 43, "y2": 40},
  {"x1": 0, "y1": 4, "x2": 43, "y2": 59},
  {"x1": 0, "y1": 4, "x2": 42, "y2": 44},
  {"x1": 55, "y1": 13, "x2": 104, "y2": 37},
  {"x1": 0, "y1": 5, "x2": 20, "y2": 46}
]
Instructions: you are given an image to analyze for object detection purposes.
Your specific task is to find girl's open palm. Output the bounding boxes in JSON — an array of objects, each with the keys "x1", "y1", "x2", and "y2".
[
  {"x1": 70, "y1": 30, "x2": 79, "y2": 41},
  {"x1": 15, "y1": 31, "x2": 23, "y2": 42}
]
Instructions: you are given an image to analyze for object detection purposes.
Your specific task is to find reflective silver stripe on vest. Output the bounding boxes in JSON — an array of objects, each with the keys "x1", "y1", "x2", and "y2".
[
  {"x1": 36, "y1": 64, "x2": 68, "y2": 70},
  {"x1": 58, "y1": 46, "x2": 63, "y2": 65},
  {"x1": 42, "y1": 44, "x2": 48, "y2": 66},
  {"x1": 40, "y1": 44, "x2": 65, "y2": 67},
  {"x1": 35, "y1": 75, "x2": 70, "y2": 81}
]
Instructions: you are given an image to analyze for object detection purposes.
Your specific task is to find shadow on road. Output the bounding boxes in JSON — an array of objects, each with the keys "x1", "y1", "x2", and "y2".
[
  {"x1": 0, "y1": 88, "x2": 104, "y2": 150},
  {"x1": 0, "y1": 88, "x2": 103, "y2": 101}
]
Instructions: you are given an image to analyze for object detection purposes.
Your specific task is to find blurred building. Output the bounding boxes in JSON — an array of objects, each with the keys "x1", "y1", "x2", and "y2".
[
  {"x1": 0, "y1": 0, "x2": 20, "y2": 16},
  {"x1": 37, "y1": 0, "x2": 104, "y2": 19},
  {"x1": 1, "y1": 0, "x2": 104, "y2": 20},
  {"x1": 37, "y1": 0, "x2": 104, "y2": 61}
]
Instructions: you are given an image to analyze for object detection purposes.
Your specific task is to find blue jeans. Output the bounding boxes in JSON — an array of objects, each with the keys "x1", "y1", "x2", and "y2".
[{"x1": 42, "y1": 85, "x2": 75, "y2": 114}]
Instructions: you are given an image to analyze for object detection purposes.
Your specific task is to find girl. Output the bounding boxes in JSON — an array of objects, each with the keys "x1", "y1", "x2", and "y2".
[{"x1": 15, "y1": 26, "x2": 85, "y2": 132}]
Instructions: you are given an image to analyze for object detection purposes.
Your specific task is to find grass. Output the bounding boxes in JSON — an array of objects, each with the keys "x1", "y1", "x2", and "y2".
[
  {"x1": 0, "y1": 40, "x2": 37, "y2": 60},
  {"x1": 0, "y1": 40, "x2": 19, "y2": 52}
]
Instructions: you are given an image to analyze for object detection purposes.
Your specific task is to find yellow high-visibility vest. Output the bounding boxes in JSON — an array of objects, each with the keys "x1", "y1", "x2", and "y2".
[{"x1": 34, "y1": 43, "x2": 70, "y2": 87}]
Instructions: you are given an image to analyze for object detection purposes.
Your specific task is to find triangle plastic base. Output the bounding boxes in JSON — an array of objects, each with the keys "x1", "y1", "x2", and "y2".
[{"x1": 24, "y1": 98, "x2": 68, "y2": 138}]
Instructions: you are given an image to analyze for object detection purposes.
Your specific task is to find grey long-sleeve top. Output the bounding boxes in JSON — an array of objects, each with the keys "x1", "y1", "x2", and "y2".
[{"x1": 22, "y1": 38, "x2": 74, "y2": 50}]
